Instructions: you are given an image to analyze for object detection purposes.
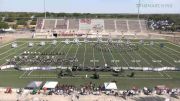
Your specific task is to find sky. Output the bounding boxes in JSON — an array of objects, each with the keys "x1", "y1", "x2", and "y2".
[{"x1": 0, "y1": 0, "x2": 179, "y2": 14}]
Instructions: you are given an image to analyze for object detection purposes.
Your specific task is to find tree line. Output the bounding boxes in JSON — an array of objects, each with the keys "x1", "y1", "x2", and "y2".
[{"x1": 0, "y1": 12, "x2": 179, "y2": 30}]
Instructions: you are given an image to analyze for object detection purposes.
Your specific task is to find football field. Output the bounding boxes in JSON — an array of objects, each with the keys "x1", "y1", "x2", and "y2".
[{"x1": 0, "y1": 38, "x2": 180, "y2": 89}]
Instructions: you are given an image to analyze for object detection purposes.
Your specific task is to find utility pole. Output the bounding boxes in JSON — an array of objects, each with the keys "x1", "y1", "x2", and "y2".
[
  {"x1": 44, "y1": 0, "x2": 46, "y2": 18},
  {"x1": 137, "y1": 0, "x2": 141, "y2": 20}
]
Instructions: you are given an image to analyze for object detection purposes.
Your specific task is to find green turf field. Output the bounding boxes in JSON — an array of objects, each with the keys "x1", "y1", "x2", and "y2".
[{"x1": 0, "y1": 38, "x2": 180, "y2": 89}]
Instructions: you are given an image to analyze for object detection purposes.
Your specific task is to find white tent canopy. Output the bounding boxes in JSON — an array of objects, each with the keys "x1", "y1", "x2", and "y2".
[
  {"x1": 104, "y1": 82, "x2": 117, "y2": 90},
  {"x1": 43, "y1": 81, "x2": 58, "y2": 89}
]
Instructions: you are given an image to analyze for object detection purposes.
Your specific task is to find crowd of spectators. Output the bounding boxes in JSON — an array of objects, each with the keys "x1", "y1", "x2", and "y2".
[{"x1": 147, "y1": 19, "x2": 175, "y2": 31}]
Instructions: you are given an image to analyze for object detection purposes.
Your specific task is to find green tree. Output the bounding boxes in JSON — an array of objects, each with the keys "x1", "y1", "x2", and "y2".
[
  {"x1": 30, "y1": 21, "x2": 36, "y2": 25},
  {"x1": 66, "y1": 68, "x2": 73, "y2": 76},
  {"x1": 4, "y1": 17, "x2": 15, "y2": 22},
  {"x1": 0, "y1": 22, "x2": 9, "y2": 29},
  {"x1": 93, "y1": 72, "x2": 100, "y2": 79},
  {"x1": 0, "y1": 17, "x2": 2, "y2": 22},
  {"x1": 17, "y1": 20, "x2": 27, "y2": 25},
  {"x1": 129, "y1": 72, "x2": 135, "y2": 77}
]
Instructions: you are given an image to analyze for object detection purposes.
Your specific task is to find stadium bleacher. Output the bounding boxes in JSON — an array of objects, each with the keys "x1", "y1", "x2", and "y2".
[
  {"x1": 104, "y1": 19, "x2": 115, "y2": 32},
  {"x1": 35, "y1": 18, "x2": 43, "y2": 32},
  {"x1": 55, "y1": 19, "x2": 68, "y2": 29},
  {"x1": 43, "y1": 19, "x2": 56, "y2": 30},
  {"x1": 35, "y1": 18, "x2": 148, "y2": 38},
  {"x1": 140, "y1": 20, "x2": 148, "y2": 32},
  {"x1": 116, "y1": 20, "x2": 128, "y2": 32},
  {"x1": 68, "y1": 19, "x2": 79, "y2": 30},
  {"x1": 128, "y1": 20, "x2": 141, "y2": 32}
]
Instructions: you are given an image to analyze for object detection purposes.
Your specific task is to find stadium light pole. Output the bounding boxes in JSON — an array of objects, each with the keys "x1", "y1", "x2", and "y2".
[
  {"x1": 137, "y1": 0, "x2": 141, "y2": 20},
  {"x1": 44, "y1": 0, "x2": 47, "y2": 18}
]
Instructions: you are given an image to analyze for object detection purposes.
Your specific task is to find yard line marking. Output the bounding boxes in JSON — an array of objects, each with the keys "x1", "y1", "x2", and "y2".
[
  {"x1": 64, "y1": 44, "x2": 73, "y2": 59},
  {"x1": 115, "y1": 45, "x2": 129, "y2": 67},
  {"x1": 100, "y1": 44, "x2": 107, "y2": 65},
  {"x1": 165, "y1": 46, "x2": 180, "y2": 54},
  {"x1": 60, "y1": 44, "x2": 73, "y2": 67},
  {"x1": 25, "y1": 44, "x2": 56, "y2": 75},
  {"x1": 0, "y1": 41, "x2": 14, "y2": 48},
  {"x1": 158, "y1": 72, "x2": 164, "y2": 77},
  {"x1": 0, "y1": 42, "x2": 36, "y2": 71},
  {"x1": 153, "y1": 45, "x2": 178, "y2": 61},
  {"x1": 70, "y1": 44, "x2": 79, "y2": 67},
  {"x1": 125, "y1": 50, "x2": 141, "y2": 67},
  {"x1": 135, "y1": 50, "x2": 152, "y2": 67},
  {"x1": 44, "y1": 42, "x2": 63, "y2": 66},
  {"x1": 145, "y1": 46, "x2": 174, "y2": 67},
  {"x1": 142, "y1": 46, "x2": 164, "y2": 67},
  {"x1": 0, "y1": 44, "x2": 21, "y2": 56},
  {"x1": 82, "y1": 44, "x2": 87, "y2": 68},
  {"x1": 140, "y1": 46, "x2": 167, "y2": 79},
  {"x1": 92, "y1": 46, "x2": 95, "y2": 67},
  {"x1": 27, "y1": 70, "x2": 34, "y2": 76},
  {"x1": 33, "y1": 43, "x2": 55, "y2": 66},
  {"x1": 161, "y1": 46, "x2": 180, "y2": 59},
  {"x1": 141, "y1": 45, "x2": 163, "y2": 66},
  {"x1": 19, "y1": 71, "x2": 28, "y2": 78},
  {"x1": 166, "y1": 42, "x2": 180, "y2": 48},
  {"x1": 162, "y1": 72, "x2": 172, "y2": 79},
  {"x1": 74, "y1": 45, "x2": 79, "y2": 59},
  {"x1": 106, "y1": 44, "x2": 118, "y2": 67},
  {"x1": 18, "y1": 44, "x2": 53, "y2": 77},
  {"x1": 17, "y1": 43, "x2": 48, "y2": 66},
  {"x1": 0, "y1": 42, "x2": 27, "y2": 61}
]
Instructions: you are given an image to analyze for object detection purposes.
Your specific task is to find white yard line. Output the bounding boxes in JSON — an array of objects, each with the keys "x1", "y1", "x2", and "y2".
[
  {"x1": 82, "y1": 44, "x2": 86, "y2": 68},
  {"x1": 158, "y1": 72, "x2": 164, "y2": 77},
  {"x1": 153, "y1": 45, "x2": 178, "y2": 62},
  {"x1": 0, "y1": 44, "x2": 33, "y2": 67},
  {"x1": 0, "y1": 44, "x2": 21, "y2": 56},
  {"x1": 142, "y1": 46, "x2": 164, "y2": 67},
  {"x1": 35, "y1": 44, "x2": 55, "y2": 65},
  {"x1": 162, "y1": 72, "x2": 172, "y2": 79},
  {"x1": 143, "y1": 46, "x2": 173, "y2": 78},
  {"x1": 0, "y1": 41, "x2": 14, "y2": 48},
  {"x1": 92, "y1": 46, "x2": 95, "y2": 67},
  {"x1": 74, "y1": 45, "x2": 79, "y2": 59},
  {"x1": 162, "y1": 46, "x2": 180, "y2": 59},
  {"x1": 126, "y1": 51, "x2": 141, "y2": 67},
  {"x1": 19, "y1": 44, "x2": 54, "y2": 78},
  {"x1": 49, "y1": 42, "x2": 61, "y2": 53},
  {"x1": 146, "y1": 46, "x2": 174, "y2": 67},
  {"x1": 138, "y1": 46, "x2": 168, "y2": 78},
  {"x1": 64, "y1": 44, "x2": 73, "y2": 59},
  {"x1": 166, "y1": 42, "x2": 180, "y2": 48},
  {"x1": 19, "y1": 71, "x2": 29, "y2": 78},
  {"x1": 25, "y1": 44, "x2": 55, "y2": 76},
  {"x1": 135, "y1": 51, "x2": 152, "y2": 67},
  {"x1": 45, "y1": 42, "x2": 63, "y2": 66},
  {"x1": 0, "y1": 43, "x2": 27, "y2": 61},
  {"x1": 100, "y1": 45, "x2": 107, "y2": 65},
  {"x1": 165, "y1": 46, "x2": 180, "y2": 54},
  {"x1": 70, "y1": 44, "x2": 79, "y2": 67},
  {"x1": 58, "y1": 44, "x2": 66, "y2": 54},
  {"x1": 27, "y1": 70, "x2": 34, "y2": 76},
  {"x1": 19, "y1": 44, "x2": 47, "y2": 65},
  {"x1": 115, "y1": 47, "x2": 130, "y2": 67},
  {"x1": 106, "y1": 44, "x2": 118, "y2": 67},
  {"x1": 60, "y1": 44, "x2": 73, "y2": 67}
]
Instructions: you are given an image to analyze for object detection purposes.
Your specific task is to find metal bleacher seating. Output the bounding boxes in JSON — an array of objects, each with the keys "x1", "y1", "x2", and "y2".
[
  {"x1": 104, "y1": 19, "x2": 115, "y2": 32},
  {"x1": 116, "y1": 20, "x2": 128, "y2": 32},
  {"x1": 43, "y1": 19, "x2": 56, "y2": 30}
]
